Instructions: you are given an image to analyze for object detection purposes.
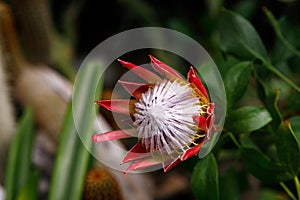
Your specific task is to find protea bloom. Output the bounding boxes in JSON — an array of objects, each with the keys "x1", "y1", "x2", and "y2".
[{"x1": 93, "y1": 55, "x2": 215, "y2": 173}]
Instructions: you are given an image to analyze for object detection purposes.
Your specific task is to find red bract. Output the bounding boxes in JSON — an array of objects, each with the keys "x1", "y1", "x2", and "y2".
[{"x1": 93, "y1": 55, "x2": 215, "y2": 173}]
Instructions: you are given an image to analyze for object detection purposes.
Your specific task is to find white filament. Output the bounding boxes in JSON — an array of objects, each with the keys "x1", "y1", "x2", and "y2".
[{"x1": 134, "y1": 80, "x2": 202, "y2": 156}]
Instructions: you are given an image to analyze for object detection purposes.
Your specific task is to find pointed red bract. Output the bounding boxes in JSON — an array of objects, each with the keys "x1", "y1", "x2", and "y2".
[
  {"x1": 188, "y1": 67, "x2": 209, "y2": 100},
  {"x1": 193, "y1": 115, "x2": 207, "y2": 131},
  {"x1": 180, "y1": 143, "x2": 203, "y2": 161},
  {"x1": 95, "y1": 99, "x2": 135, "y2": 115},
  {"x1": 149, "y1": 55, "x2": 182, "y2": 80},
  {"x1": 204, "y1": 103, "x2": 216, "y2": 142},
  {"x1": 163, "y1": 158, "x2": 181, "y2": 172},
  {"x1": 121, "y1": 142, "x2": 151, "y2": 164},
  {"x1": 118, "y1": 59, "x2": 162, "y2": 83},
  {"x1": 124, "y1": 158, "x2": 161, "y2": 174},
  {"x1": 92, "y1": 129, "x2": 134, "y2": 142},
  {"x1": 118, "y1": 80, "x2": 150, "y2": 99}
]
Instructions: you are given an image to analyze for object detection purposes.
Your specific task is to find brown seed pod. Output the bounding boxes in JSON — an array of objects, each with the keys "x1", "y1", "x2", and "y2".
[{"x1": 83, "y1": 168, "x2": 123, "y2": 200}]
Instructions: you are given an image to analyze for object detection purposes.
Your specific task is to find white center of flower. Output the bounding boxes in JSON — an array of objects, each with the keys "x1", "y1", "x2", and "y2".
[{"x1": 134, "y1": 80, "x2": 202, "y2": 156}]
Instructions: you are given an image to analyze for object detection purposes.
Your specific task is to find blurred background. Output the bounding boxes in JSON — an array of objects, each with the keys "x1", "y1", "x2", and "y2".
[{"x1": 0, "y1": 0, "x2": 300, "y2": 199}]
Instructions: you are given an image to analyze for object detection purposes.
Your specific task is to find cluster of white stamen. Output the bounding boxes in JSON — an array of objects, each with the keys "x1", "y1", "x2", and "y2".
[{"x1": 133, "y1": 80, "x2": 203, "y2": 156}]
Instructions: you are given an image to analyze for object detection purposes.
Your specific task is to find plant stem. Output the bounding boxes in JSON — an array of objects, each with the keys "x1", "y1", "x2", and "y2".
[
  {"x1": 227, "y1": 132, "x2": 241, "y2": 148},
  {"x1": 280, "y1": 182, "x2": 297, "y2": 200},
  {"x1": 295, "y1": 176, "x2": 300, "y2": 200},
  {"x1": 263, "y1": 61, "x2": 300, "y2": 93},
  {"x1": 264, "y1": 7, "x2": 300, "y2": 58},
  {"x1": 241, "y1": 39, "x2": 300, "y2": 93}
]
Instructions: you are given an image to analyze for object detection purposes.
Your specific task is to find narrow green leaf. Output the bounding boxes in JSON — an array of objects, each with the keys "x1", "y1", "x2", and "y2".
[
  {"x1": 220, "y1": 9, "x2": 269, "y2": 62},
  {"x1": 219, "y1": 167, "x2": 239, "y2": 200},
  {"x1": 16, "y1": 170, "x2": 40, "y2": 200},
  {"x1": 5, "y1": 108, "x2": 34, "y2": 200},
  {"x1": 191, "y1": 153, "x2": 219, "y2": 200},
  {"x1": 242, "y1": 147, "x2": 294, "y2": 182},
  {"x1": 227, "y1": 106, "x2": 272, "y2": 133},
  {"x1": 49, "y1": 62, "x2": 103, "y2": 200},
  {"x1": 264, "y1": 89, "x2": 282, "y2": 131},
  {"x1": 224, "y1": 61, "x2": 252, "y2": 109},
  {"x1": 275, "y1": 121, "x2": 300, "y2": 176}
]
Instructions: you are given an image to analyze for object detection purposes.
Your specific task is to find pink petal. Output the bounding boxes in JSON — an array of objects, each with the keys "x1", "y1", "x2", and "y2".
[
  {"x1": 187, "y1": 67, "x2": 209, "y2": 100},
  {"x1": 193, "y1": 115, "x2": 207, "y2": 131},
  {"x1": 163, "y1": 158, "x2": 181, "y2": 172},
  {"x1": 180, "y1": 142, "x2": 203, "y2": 161},
  {"x1": 149, "y1": 55, "x2": 182, "y2": 80},
  {"x1": 118, "y1": 59, "x2": 162, "y2": 83},
  {"x1": 121, "y1": 142, "x2": 151, "y2": 164},
  {"x1": 95, "y1": 99, "x2": 135, "y2": 115},
  {"x1": 92, "y1": 129, "x2": 134, "y2": 143},
  {"x1": 118, "y1": 80, "x2": 150, "y2": 99},
  {"x1": 124, "y1": 158, "x2": 161, "y2": 174}
]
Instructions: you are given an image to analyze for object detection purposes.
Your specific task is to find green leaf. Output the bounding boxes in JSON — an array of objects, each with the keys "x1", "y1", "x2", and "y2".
[
  {"x1": 220, "y1": 9, "x2": 300, "y2": 93},
  {"x1": 232, "y1": 0, "x2": 258, "y2": 19},
  {"x1": 290, "y1": 116, "x2": 300, "y2": 143},
  {"x1": 258, "y1": 189, "x2": 280, "y2": 200},
  {"x1": 16, "y1": 170, "x2": 40, "y2": 200},
  {"x1": 242, "y1": 147, "x2": 294, "y2": 182},
  {"x1": 5, "y1": 108, "x2": 34, "y2": 200},
  {"x1": 214, "y1": 54, "x2": 240, "y2": 77},
  {"x1": 219, "y1": 9, "x2": 269, "y2": 62},
  {"x1": 219, "y1": 167, "x2": 239, "y2": 200},
  {"x1": 255, "y1": 71, "x2": 283, "y2": 131},
  {"x1": 257, "y1": 80, "x2": 283, "y2": 131},
  {"x1": 271, "y1": 17, "x2": 300, "y2": 65},
  {"x1": 239, "y1": 133, "x2": 260, "y2": 150},
  {"x1": 224, "y1": 61, "x2": 252, "y2": 109},
  {"x1": 49, "y1": 62, "x2": 103, "y2": 200},
  {"x1": 191, "y1": 153, "x2": 219, "y2": 200},
  {"x1": 227, "y1": 106, "x2": 272, "y2": 133},
  {"x1": 275, "y1": 121, "x2": 300, "y2": 176}
]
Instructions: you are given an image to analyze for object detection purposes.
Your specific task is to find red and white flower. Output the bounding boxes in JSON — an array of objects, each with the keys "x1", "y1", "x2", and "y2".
[{"x1": 93, "y1": 55, "x2": 215, "y2": 173}]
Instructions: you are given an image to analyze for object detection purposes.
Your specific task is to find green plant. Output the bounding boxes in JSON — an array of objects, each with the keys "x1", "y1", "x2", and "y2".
[{"x1": 190, "y1": 8, "x2": 300, "y2": 200}]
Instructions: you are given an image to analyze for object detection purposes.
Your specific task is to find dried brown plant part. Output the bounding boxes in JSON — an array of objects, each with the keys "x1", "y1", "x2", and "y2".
[
  {"x1": 0, "y1": 1, "x2": 20, "y2": 184},
  {"x1": 83, "y1": 168, "x2": 123, "y2": 200},
  {"x1": 12, "y1": 0, "x2": 54, "y2": 65},
  {"x1": 14, "y1": 66, "x2": 72, "y2": 154},
  {"x1": 0, "y1": 1, "x2": 25, "y2": 84},
  {"x1": 12, "y1": 0, "x2": 54, "y2": 64},
  {"x1": 12, "y1": 0, "x2": 78, "y2": 80},
  {"x1": 0, "y1": 1, "x2": 71, "y2": 155}
]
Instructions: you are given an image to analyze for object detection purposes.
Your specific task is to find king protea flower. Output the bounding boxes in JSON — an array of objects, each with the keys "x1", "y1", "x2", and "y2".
[{"x1": 93, "y1": 55, "x2": 215, "y2": 173}]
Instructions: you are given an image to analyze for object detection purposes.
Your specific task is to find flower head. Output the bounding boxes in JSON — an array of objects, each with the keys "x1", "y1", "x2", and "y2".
[{"x1": 93, "y1": 55, "x2": 215, "y2": 173}]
